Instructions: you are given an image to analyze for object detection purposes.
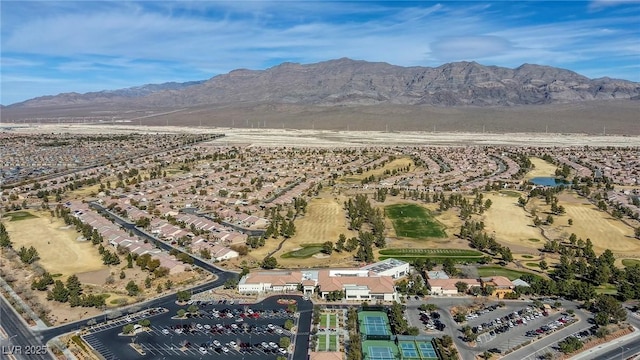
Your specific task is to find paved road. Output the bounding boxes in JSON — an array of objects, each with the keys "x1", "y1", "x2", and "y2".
[
  {"x1": 0, "y1": 295, "x2": 49, "y2": 360},
  {"x1": 573, "y1": 331, "x2": 640, "y2": 360}
]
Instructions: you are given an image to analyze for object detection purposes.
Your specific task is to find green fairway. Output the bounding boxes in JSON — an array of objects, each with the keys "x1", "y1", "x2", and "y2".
[
  {"x1": 379, "y1": 248, "x2": 482, "y2": 256},
  {"x1": 595, "y1": 284, "x2": 617, "y2": 295},
  {"x1": 379, "y1": 248, "x2": 485, "y2": 263},
  {"x1": 622, "y1": 259, "x2": 640, "y2": 267},
  {"x1": 385, "y1": 204, "x2": 446, "y2": 238},
  {"x1": 5, "y1": 211, "x2": 38, "y2": 221},
  {"x1": 500, "y1": 190, "x2": 522, "y2": 198},
  {"x1": 281, "y1": 244, "x2": 323, "y2": 258},
  {"x1": 477, "y1": 266, "x2": 542, "y2": 281}
]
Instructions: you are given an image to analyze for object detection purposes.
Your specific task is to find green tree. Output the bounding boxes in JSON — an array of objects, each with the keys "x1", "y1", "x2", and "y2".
[
  {"x1": 187, "y1": 304, "x2": 199, "y2": 313},
  {"x1": 284, "y1": 319, "x2": 294, "y2": 330},
  {"x1": 500, "y1": 247, "x2": 513, "y2": 262},
  {"x1": 49, "y1": 280, "x2": 69, "y2": 302},
  {"x1": 261, "y1": 256, "x2": 278, "y2": 269},
  {"x1": 539, "y1": 260, "x2": 548, "y2": 270},
  {"x1": 442, "y1": 258, "x2": 457, "y2": 277},
  {"x1": 177, "y1": 309, "x2": 186, "y2": 317},
  {"x1": 455, "y1": 281, "x2": 469, "y2": 293},
  {"x1": 122, "y1": 324, "x2": 135, "y2": 334},
  {"x1": 0, "y1": 223, "x2": 12, "y2": 248},
  {"x1": 176, "y1": 290, "x2": 191, "y2": 302},
  {"x1": 279, "y1": 337, "x2": 291, "y2": 348},
  {"x1": 65, "y1": 274, "x2": 82, "y2": 297},
  {"x1": 125, "y1": 280, "x2": 140, "y2": 296},
  {"x1": 144, "y1": 277, "x2": 152, "y2": 289},
  {"x1": 322, "y1": 241, "x2": 334, "y2": 255}
]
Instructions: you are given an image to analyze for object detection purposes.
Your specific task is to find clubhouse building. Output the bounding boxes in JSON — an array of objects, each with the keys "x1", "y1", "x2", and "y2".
[{"x1": 238, "y1": 260, "x2": 407, "y2": 302}]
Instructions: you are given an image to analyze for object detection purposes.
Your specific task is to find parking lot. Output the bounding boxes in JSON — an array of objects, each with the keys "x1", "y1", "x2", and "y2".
[
  {"x1": 82, "y1": 296, "x2": 309, "y2": 360},
  {"x1": 463, "y1": 304, "x2": 578, "y2": 354}
]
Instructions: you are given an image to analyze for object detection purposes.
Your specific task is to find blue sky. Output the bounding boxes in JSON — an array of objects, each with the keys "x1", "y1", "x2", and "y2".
[{"x1": 1, "y1": 0, "x2": 639, "y2": 105}]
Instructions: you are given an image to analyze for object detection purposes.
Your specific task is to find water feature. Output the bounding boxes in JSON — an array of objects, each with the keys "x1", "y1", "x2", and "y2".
[{"x1": 529, "y1": 177, "x2": 569, "y2": 187}]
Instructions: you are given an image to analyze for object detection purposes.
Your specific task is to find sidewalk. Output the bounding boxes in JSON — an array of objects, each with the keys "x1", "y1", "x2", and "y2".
[{"x1": 569, "y1": 326, "x2": 639, "y2": 360}]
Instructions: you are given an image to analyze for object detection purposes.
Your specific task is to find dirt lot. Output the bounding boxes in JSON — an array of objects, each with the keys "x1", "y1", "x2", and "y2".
[
  {"x1": 525, "y1": 157, "x2": 558, "y2": 180},
  {"x1": 3, "y1": 211, "x2": 107, "y2": 277}
]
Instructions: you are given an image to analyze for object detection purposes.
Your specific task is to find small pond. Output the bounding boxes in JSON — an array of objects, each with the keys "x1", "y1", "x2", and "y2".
[{"x1": 530, "y1": 177, "x2": 569, "y2": 187}]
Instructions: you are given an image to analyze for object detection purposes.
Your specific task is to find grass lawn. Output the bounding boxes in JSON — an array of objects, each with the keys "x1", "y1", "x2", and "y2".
[
  {"x1": 379, "y1": 248, "x2": 482, "y2": 256},
  {"x1": 329, "y1": 334, "x2": 338, "y2": 351},
  {"x1": 622, "y1": 259, "x2": 640, "y2": 267},
  {"x1": 281, "y1": 244, "x2": 323, "y2": 259},
  {"x1": 379, "y1": 248, "x2": 485, "y2": 263},
  {"x1": 500, "y1": 190, "x2": 522, "y2": 198},
  {"x1": 528, "y1": 238, "x2": 541, "y2": 242},
  {"x1": 526, "y1": 262, "x2": 540, "y2": 268},
  {"x1": 329, "y1": 314, "x2": 337, "y2": 328},
  {"x1": 595, "y1": 284, "x2": 618, "y2": 295},
  {"x1": 320, "y1": 314, "x2": 328, "y2": 328},
  {"x1": 477, "y1": 266, "x2": 543, "y2": 281},
  {"x1": 318, "y1": 334, "x2": 327, "y2": 350},
  {"x1": 522, "y1": 255, "x2": 534, "y2": 259},
  {"x1": 5, "y1": 211, "x2": 39, "y2": 221},
  {"x1": 385, "y1": 204, "x2": 446, "y2": 238}
]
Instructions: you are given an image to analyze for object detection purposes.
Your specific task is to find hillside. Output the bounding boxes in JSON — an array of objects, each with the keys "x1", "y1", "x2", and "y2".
[{"x1": 7, "y1": 58, "x2": 639, "y2": 108}]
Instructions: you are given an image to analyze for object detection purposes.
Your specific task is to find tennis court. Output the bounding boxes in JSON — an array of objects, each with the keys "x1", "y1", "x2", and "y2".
[
  {"x1": 417, "y1": 341, "x2": 438, "y2": 359},
  {"x1": 358, "y1": 311, "x2": 391, "y2": 336},
  {"x1": 362, "y1": 340, "x2": 400, "y2": 360},
  {"x1": 367, "y1": 345, "x2": 394, "y2": 360},
  {"x1": 399, "y1": 342, "x2": 419, "y2": 358}
]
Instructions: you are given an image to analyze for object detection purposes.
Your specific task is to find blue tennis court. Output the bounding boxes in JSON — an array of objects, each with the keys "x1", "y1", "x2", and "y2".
[
  {"x1": 418, "y1": 341, "x2": 438, "y2": 359},
  {"x1": 362, "y1": 315, "x2": 389, "y2": 336},
  {"x1": 368, "y1": 346, "x2": 394, "y2": 360},
  {"x1": 399, "y1": 342, "x2": 419, "y2": 358}
]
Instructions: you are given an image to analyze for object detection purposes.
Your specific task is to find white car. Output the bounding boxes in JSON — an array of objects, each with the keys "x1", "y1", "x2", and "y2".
[
  {"x1": 174, "y1": 328, "x2": 183, "y2": 334},
  {"x1": 198, "y1": 347, "x2": 207, "y2": 354},
  {"x1": 196, "y1": 323, "x2": 203, "y2": 330},
  {"x1": 269, "y1": 342, "x2": 278, "y2": 349},
  {"x1": 275, "y1": 328, "x2": 283, "y2": 334},
  {"x1": 279, "y1": 348, "x2": 287, "y2": 355},
  {"x1": 267, "y1": 324, "x2": 275, "y2": 330},
  {"x1": 162, "y1": 329, "x2": 170, "y2": 335},
  {"x1": 229, "y1": 341, "x2": 237, "y2": 347},
  {"x1": 222, "y1": 347, "x2": 229, "y2": 353},
  {"x1": 204, "y1": 324, "x2": 211, "y2": 330},
  {"x1": 213, "y1": 340, "x2": 221, "y2": 347}
]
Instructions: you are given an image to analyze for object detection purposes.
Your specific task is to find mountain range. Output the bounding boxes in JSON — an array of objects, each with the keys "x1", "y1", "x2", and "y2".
[{"x1": 7, "y1": 58, "x2": 640, "y2": 108}]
